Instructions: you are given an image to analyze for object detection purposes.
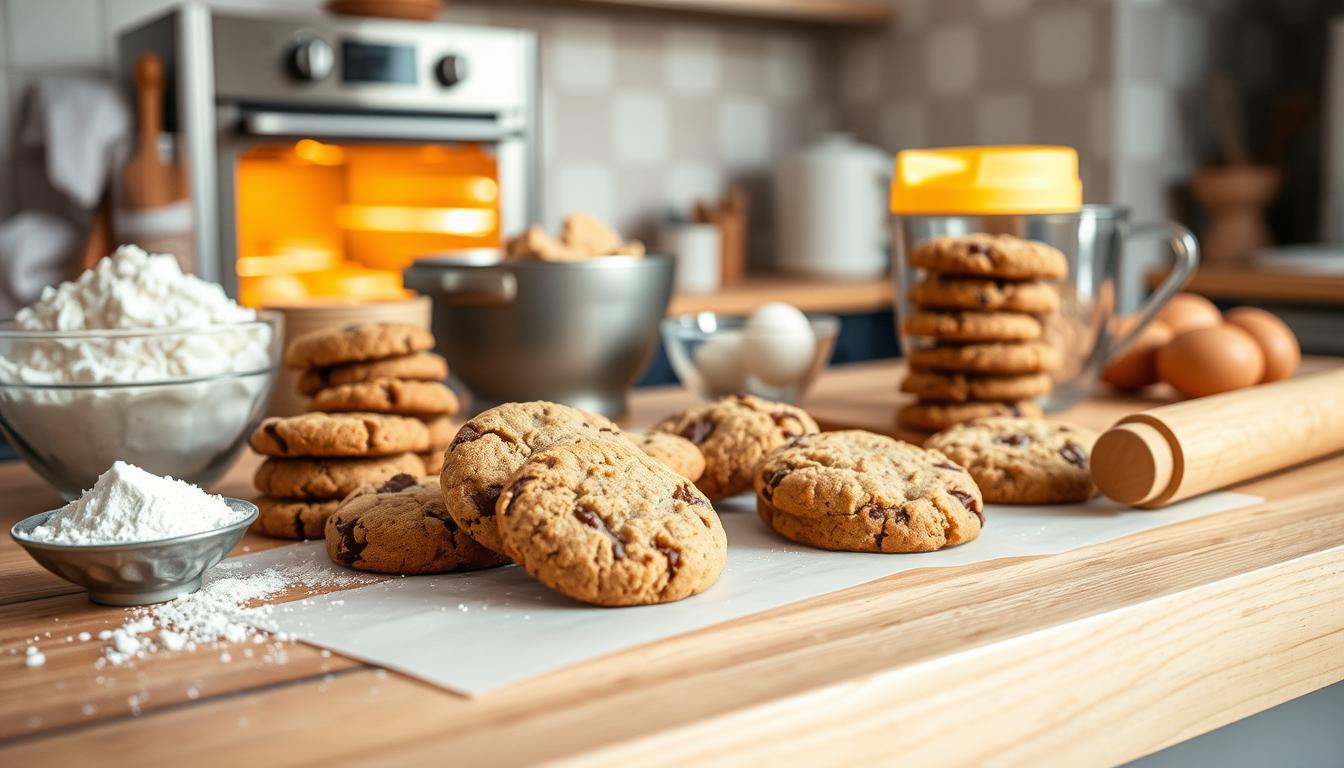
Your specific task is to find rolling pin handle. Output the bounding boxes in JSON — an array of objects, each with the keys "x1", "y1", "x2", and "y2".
[{"x1": 1091, "y1": 422, "x2": 1176, "y2": 507}]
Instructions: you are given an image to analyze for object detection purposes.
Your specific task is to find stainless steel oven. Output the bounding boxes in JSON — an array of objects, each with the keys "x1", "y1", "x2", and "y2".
[{"x1": 118, "y1": 7, "x2": 538, "y2": 306}]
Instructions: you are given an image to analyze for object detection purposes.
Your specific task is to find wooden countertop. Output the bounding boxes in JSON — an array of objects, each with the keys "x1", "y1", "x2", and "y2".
[
  {"x1": 1148, "y1": 264, "x2": 1344, "y2": 305},
  {"x1": 3, "y1": 360, "x2": 1343, "y2": 765},
  {"x1": 668, "y1": 275, "x2": 894, "y2": 317}
]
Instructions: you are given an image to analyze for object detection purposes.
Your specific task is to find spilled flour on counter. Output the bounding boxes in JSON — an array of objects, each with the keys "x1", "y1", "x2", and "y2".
[
  {"x1": 94, "y1": 558, "x2": 376, "y2": 668},
  {"x1": 28, "y1": 461, "x2": 243, "y2": 545}
]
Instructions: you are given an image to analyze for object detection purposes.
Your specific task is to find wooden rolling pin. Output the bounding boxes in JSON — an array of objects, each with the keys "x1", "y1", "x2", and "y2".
[{"x1": 1091, "y1": 367, "x2": 1344, "y2": 507}]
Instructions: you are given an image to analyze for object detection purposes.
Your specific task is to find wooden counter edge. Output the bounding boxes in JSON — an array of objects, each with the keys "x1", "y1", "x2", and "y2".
[{"x1": 558, "y1": 544, "x2": 1344, "y2": 767}]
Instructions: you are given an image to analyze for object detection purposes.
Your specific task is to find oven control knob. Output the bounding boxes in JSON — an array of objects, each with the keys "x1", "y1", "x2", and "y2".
[
  {"x1": 434, "y1": 54, "x2": 468, "y2": 87},
  {"x1": 288, "y1": 37, "x2": 334, "y2": 82}
]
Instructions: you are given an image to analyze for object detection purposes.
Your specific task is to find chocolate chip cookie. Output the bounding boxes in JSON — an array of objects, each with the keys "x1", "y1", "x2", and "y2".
[
  {"x1": 911, "y1": 234, "x2": 1067, "y2": 280},
  {"x1": 310, "y1": 378, "x2": 460, "y2": 417},
  {"x1": 440, "y1": 401, "x2": 631, "y2": 555},
  {"x1": 924, "y1": 417, "x2": 1098, "y2": 503},
  {"x1": 253, "y1": 497, "x2": 343, "y2": 540},
  {"x1": 651, "y1": 394, "x2": 819, "y2": 499},
  {"x1": 909, "y1": 275, "x2": 1061, "y2": 314},
  {"x1": 285, "y1": 323, "x2": 435, "y2": 369},
  {"x1": 754, "y1": 430, "x2": 983, "y2": 553},
  {"x1": 325, "y1": 474, "x2": 507, "y2": 575},
  {"x1": 906, "y1": 341, "x2": 1061, "y2": 374},
  {"x1": 896, "y1": 400, "x2": 1043, "y2": 432},
  {"x1": 298, "y1": 352, "x2": 448, "y2": 396},
  {"x1": 630, "y1": 430, "x2": 706, "y2": 482},
  {"x1": 900, "y1": 370, "x2": 1053, "y2": 403},
  {"x1": 903, "y1": 310, "x2": 1044, "y2": 342},
  {"x1": 254, "y1": 453, "x2": 425, "y2": 500},
  {"x1": 496, "y1": 437, "x2": 726, "y2": 606},
  {"x1": 249, "y1": 413, "x2": 430, "y2": 457}
]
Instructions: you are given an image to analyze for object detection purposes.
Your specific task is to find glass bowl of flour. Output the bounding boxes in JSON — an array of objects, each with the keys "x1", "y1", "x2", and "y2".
[{"x1": 0, "y1": 246, "x2": 282, "y2": 499}]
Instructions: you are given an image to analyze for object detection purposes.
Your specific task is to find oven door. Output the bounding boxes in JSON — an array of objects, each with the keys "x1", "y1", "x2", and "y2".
[{"x1": 215, "y1": 106, "x2": 535, "y2": 307}]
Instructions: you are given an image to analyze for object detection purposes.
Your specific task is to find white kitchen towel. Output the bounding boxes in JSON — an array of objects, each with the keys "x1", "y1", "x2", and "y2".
[
  {"x1": 240, "y1": 490, "x2": 1263, "y2": 696},
  {"x1": 19, "y1": 76, "x2": 130, "y2": 209}
]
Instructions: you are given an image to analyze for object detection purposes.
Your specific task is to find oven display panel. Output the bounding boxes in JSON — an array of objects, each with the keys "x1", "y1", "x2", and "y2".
[{"x1": 341, "y1": 41, "x2": 417, "y2": 84}]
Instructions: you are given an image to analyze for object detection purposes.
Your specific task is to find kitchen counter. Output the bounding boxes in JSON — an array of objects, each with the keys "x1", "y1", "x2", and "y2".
[{"x1": 2, "y1": 359, "x2": 1342, "y2": 765}]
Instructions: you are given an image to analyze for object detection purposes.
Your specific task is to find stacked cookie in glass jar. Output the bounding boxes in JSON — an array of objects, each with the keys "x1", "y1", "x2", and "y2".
[{"x1": 897, "y1": 233, "x2": 1066, "y2": 432}]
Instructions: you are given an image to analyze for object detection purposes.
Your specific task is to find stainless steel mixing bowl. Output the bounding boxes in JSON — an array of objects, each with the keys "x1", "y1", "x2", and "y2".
[
  {"x1": 405, "y1": 255, "x2": 674, "y2": 418},
  {"x1": 11, "y1": 498, "x2": 258, "y2": 606}
]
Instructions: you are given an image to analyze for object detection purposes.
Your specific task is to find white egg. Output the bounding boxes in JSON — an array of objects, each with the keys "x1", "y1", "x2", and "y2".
[
  {"x1": 743, "y1": 302, "x2": 817, "y2": 387},
  {"x1": 693, "y1": 332, "x2": 746, "y2": 395}
]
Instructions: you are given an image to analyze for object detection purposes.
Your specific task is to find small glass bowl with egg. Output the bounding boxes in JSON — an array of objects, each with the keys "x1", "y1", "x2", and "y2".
[{"x1": 661, "y1": 303, "x2": 839, "y2": 403}]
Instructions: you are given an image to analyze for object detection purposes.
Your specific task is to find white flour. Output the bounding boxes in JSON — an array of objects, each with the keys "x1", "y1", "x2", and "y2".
[
  {"x1": 6, "y1": 244, "x2": 267, "y2": 385},
  {"x1": 28, "y1": 461, "x2": 243, "y2": 545},
  {"x1": 0, "y1": 245, "x2": 274, "y2": 493}
]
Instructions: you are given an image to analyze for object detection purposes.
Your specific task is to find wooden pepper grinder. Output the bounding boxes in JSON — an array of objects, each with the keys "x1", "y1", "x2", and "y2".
[{"x1": 1091, "y1": 368, "x2": 1344, "y2": 507}]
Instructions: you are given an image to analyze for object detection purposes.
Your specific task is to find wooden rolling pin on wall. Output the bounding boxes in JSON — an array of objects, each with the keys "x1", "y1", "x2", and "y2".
[{"x1": 1091, "y1": 367, "x2": 1344, "y2": 507}]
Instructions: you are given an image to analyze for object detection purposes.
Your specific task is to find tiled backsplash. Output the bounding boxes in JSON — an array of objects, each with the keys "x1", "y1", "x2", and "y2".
[
  {"x1": 0, "y1": 0, "x2": 1323, "y2": 279},
  {"x1": 0, "y1": 0, "x2": 834, "y2": 268}
]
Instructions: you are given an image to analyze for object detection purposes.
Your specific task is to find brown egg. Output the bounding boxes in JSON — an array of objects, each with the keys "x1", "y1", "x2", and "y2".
[
  {"x1": 1155, "y1": 293, "x2": 1222, "y2": 334},
  {"x1": 1102, "y1": 317, "x2": 1174, "y2": 390},
  {"x1": 1225, "y1": 307, "x2": 1300, "y2": 383},
  {"x1": 1157, "y1": 324, "x2": 1265, "y2": 398}
]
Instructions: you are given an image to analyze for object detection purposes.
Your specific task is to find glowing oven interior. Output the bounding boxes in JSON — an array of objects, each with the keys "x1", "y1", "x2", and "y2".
[{"x1": 234, "y1": 140, "x2": 501, "y2": 307}]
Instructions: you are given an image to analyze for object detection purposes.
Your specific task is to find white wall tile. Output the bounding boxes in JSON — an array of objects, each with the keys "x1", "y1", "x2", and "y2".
[
  {"x1": 974, "y1": 91, "x2": 1033, "y2": 145},
  {"x1": 1162, "y1": 8, "x2": 1208, "y2": 88},
  {"x1": 667, "y1": 162, "x2": 722, "y2": 213},
  {"x1": 926, "y1": 25, "x2": 978, "y2": 95},
  {"x1": 977, "y1": 0, "x2": 1033, "y2": 18},
  {"x1": 718, "y1": 96, "x2": 770, "y2": 167},
  {"x1": 881, "y1": 99, "x2": 927, "y2": 150},
  {"x1": 6, "y1": 0, "x2": 104, "y2": 71},
  {"x1": 1089, "y1": 86, "x2": 1112, "y2": 159},
  {"x1": 664, "y1": 25, "x2": 718, "y2": 97},
  {"x1": 548, "y1": 163, "x2": 614, "y2": 231},
  {"x1": 546, "y1": 17, "x2": 613, "y2": 93},
  {"x1": 764, "y1": 33, "x2": 812, "y2": 103},
  {"x1": 838, "y1": 37, "x2": 883, "y2": 104},
  {"x1": 612, "y1": 90, "x2": 667, "y2": 165},
  {"x1": 1116, "y1": 83, "x2": 1171, "y2": 161},
  {"x1": 1030, "y1": 6, "x2": 1094, "y2": 87}
]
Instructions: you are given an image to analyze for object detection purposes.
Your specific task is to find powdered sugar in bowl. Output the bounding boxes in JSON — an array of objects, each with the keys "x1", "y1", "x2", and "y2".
[{"x1": 0, "y1": 319, "x2": 281, "y2": 498}]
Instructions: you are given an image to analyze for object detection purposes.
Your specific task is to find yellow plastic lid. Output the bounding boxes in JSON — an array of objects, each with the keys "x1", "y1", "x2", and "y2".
[{"x1": 889, "y1": 145, "x2": 1082, "y2": 215}]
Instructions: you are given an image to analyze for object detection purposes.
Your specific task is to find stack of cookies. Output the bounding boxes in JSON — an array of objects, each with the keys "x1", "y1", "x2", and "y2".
[
  {"x1": 285, "y1": 322, "x2": 460, "y2": 474},
  {"x1": 897, "y1": 233, "x2": 1066, "y2": 433},
  {"x1": 249, "y1": 413, "x2": 431, "y2": 539}
]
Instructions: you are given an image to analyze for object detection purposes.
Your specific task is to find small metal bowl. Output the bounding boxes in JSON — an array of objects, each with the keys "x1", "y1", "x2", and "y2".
[{"x1": 10, "y1": 498, "x2": 258, "y2": 606}]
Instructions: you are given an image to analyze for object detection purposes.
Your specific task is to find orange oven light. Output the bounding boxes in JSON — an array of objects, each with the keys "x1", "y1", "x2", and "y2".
[
  {"x1": 336, "y1": 205, "x2": 497, "y2": 236},
  {"x1": 293, "y1": 139, "x2": 345, "y2": 166}
]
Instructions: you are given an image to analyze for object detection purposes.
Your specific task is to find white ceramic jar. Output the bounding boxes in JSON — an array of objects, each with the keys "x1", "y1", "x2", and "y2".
[{"x1": 775, "y1": 133, "x2": 891, "y2": 279}]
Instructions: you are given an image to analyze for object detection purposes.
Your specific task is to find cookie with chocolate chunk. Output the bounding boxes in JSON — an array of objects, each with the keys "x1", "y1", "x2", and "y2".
[
  {"x1": 912, "y1": 234, "x2": 1067, "y2": 280},
  {"x1": 896, "y1": 400, "x2": 1043, "y2": 432},
  {"x1": 253, "y1": 453, "x2": 425, "y2": 500},
  {"x1": 906, "y1": 341, "x2": 1061, "y2": 374},
  {"x1": 924, "y1": 417, "x2": 1098, "y2": 504},
  {"x1": 325, "y1": 474, "x2": 506, "y2": 574},
  {"x1": 285, "y1": 323, "x2": 435, "y2": 369},
  {"x1": 253, "y1": 497, "x2": 342, "y2": 540},
  {"x1": 902, "y1": 310, "x2": 1044, "y2": 342},
  {"x1": 298, "y1": 352, "x2": 448, "y2": 396},
  {"x1": 630, "y1": 430, "x2": 705, "y2": 482},
  {"x1": 249, "y1": 412, "x2": 430, "y2": 457},
  {"x1": 440, "y1": 401, "x2": 632, "y2": 555},
  {"x1": 900, "y1": 370, "x2": 1053, "y2": 404},
  {"x1": 753, "y1": 430, "x2": 983, "y2": 553},
  {"x1": 496, "y1": 437, "x2": 726, "y2": 606},
  {"x1": 310, "y1": 378, "x2": 460, "y2": 417},
  {"x1": 909, "y1": 274, "x2": 1061, "y2": 314},
  {"x1": 651, "y1": 394, "x2": 819, "y2": 499}
]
